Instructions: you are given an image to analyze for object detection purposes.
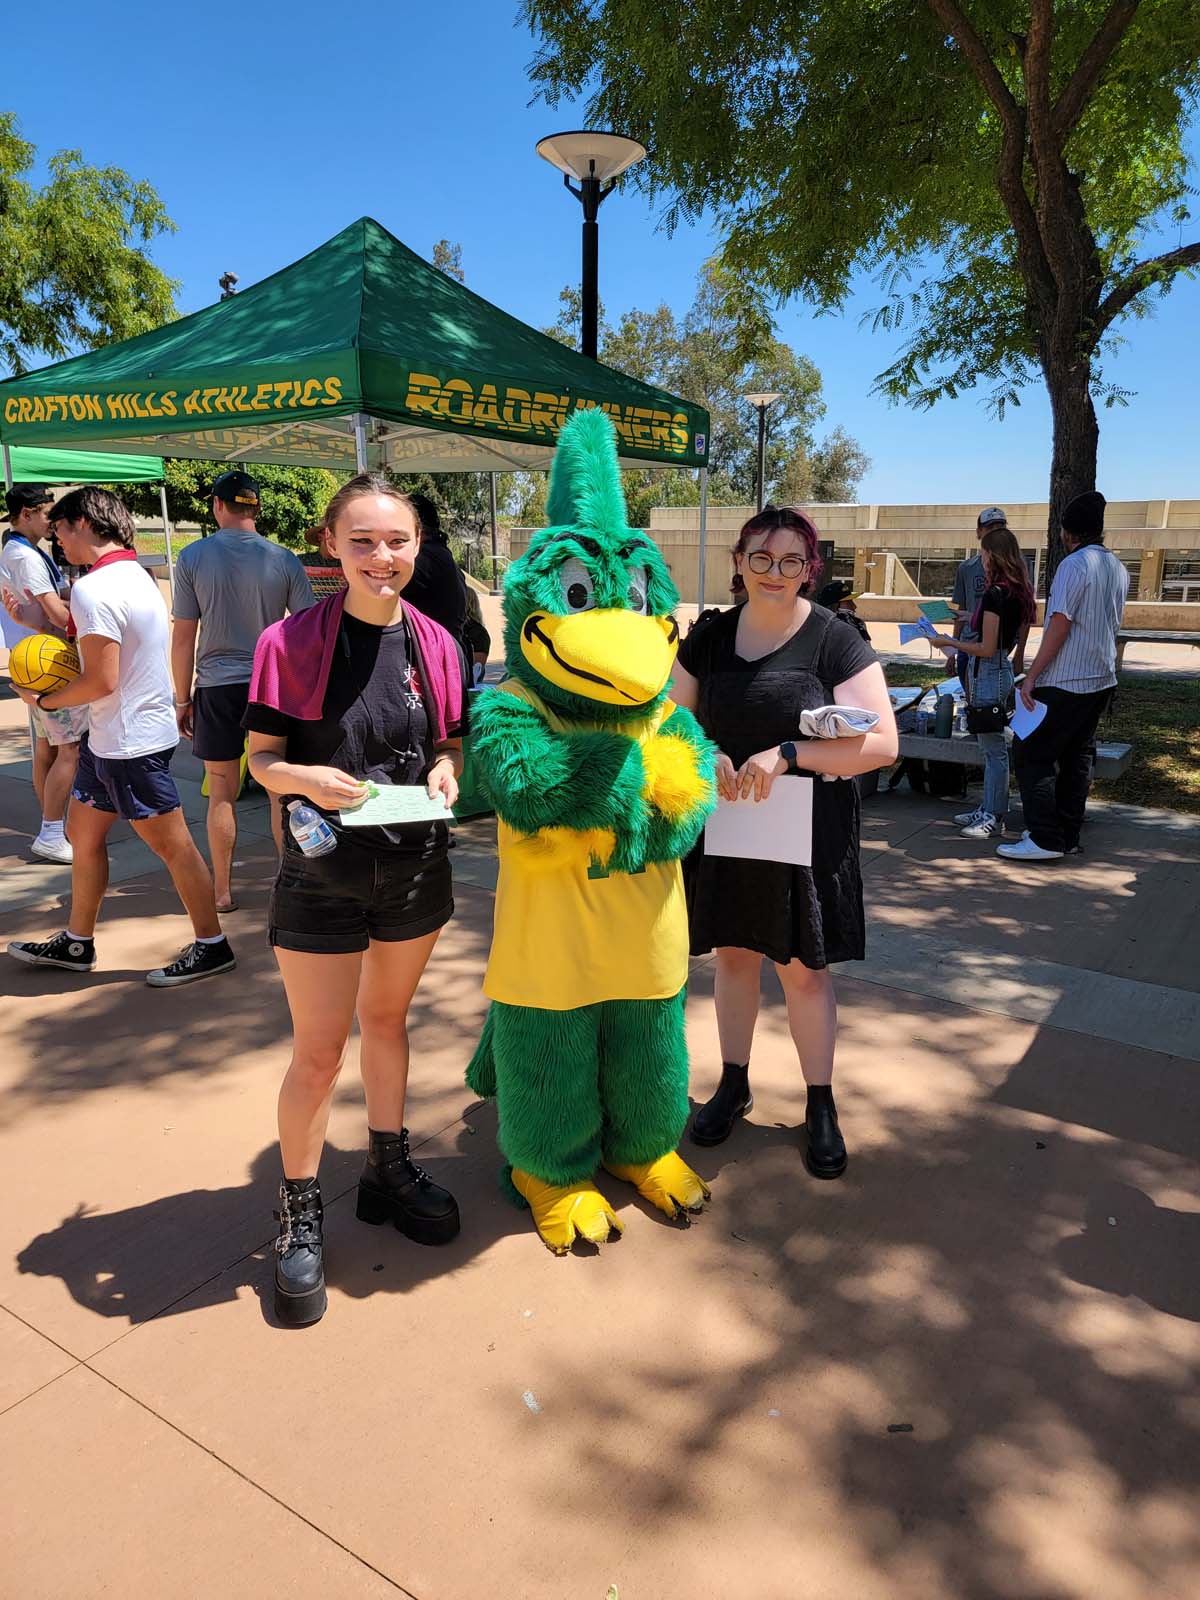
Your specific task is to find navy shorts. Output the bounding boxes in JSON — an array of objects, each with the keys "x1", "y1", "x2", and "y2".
[
  {"x1": 72, "y1": 735, "x2": 181, "y2": 821},
  {"x1": 192, "y1": 681, "x2": 250, "y2": 763},
  {"x1": 269, "y1": 835, "x2": 453, "y2": 953}
]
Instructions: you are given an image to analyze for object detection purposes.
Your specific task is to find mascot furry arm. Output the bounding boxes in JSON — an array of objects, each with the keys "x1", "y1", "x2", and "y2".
[{"x1": 465, "y1": 409, "x2": 717, "y2": 1253}]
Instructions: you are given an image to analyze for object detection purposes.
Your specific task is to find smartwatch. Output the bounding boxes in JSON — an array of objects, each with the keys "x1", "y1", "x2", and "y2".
[{"x1": 778, "y1": 740, "x2": 799, "y2": 775}]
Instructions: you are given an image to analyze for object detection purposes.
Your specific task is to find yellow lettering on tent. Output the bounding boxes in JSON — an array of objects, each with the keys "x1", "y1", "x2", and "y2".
[
  {"x1": 473, "y1": 384, "x2": 501, "y2": 428},
  {"x1": 3, "y1": 398, "x2": 16, "y2": 423},
  {"x1": 405, "y1": 374, "x2": 441, "y2": 419},
  {"x1": 299, "y1": 378, "x2": 324, "y2": 408},
  {"x1": 69, "y1": 396, "x2": 87, "y2": 421},
  {"x1": 441, "y1": 379, "x2": 474, "y2": 421},
  {"x1": 105, "y1": 395, "x2": 126, "y2": 420},
  {"x1": 85, "y1": 394, "x2": 102, "y2": 420},
  {"x1": 183, "y1": 390, "x2": 202, "y2": 415},
  {"x1": 252, "y1": 383, "x2": 274, "y2": 411},
  {"x1": 502, "y1": 388, "x2": 532, "y2": 431},
  {"x1": 159, "y1": 391, "x2": 177, "y2": 416},
  {"x1": 322, "y1": 377, "x2": 342, "y2": 405},
  {"x1": 671, "y1": 414, "x2": 689, "y2": 450}
]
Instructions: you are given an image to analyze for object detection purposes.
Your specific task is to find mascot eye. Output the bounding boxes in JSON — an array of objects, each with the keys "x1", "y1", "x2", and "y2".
[
  {"x1": 627, "y1": 565, "x2": 650, "y2": 615},
  {"x1": 559, "y1": 557, "x2": 596, "y2": 613}
]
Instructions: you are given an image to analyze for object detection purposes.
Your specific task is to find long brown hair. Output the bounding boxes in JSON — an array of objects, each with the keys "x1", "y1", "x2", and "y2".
[{"x1": 980, "y1": 527, "x2": 1036, "y2": 623}]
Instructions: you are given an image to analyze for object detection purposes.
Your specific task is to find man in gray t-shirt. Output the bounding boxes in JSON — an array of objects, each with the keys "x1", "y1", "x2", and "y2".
[{"x1": 171, "y1": 471, "x2": 314, "y2": 909}]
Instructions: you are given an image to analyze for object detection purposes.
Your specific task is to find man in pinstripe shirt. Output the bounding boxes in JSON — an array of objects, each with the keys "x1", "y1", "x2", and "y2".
[{"x1": 998, "y1": 491, "x2": 1129, "y2": 862}]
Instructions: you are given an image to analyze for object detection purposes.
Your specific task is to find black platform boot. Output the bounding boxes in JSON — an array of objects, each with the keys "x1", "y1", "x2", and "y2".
[
  {"x1": 804, "y1": 1085, "x2": 848, "y2": 1179},
  {"x1": 273, "y1": 1177, "x2": 326, "y2": 1327},
  {"x1": 690, "y1": 1061, "x2": 753, "y2": 1147},
  {"x1": 356, "y1": 1128, "x2": 461, "y2": 1245}
]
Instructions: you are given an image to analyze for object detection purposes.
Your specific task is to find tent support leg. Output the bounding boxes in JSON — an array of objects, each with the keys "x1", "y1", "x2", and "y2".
[
  {"x1": 353, "y1": 414, "x2": 369, "y2": 474},
  {"x1": 489, "y1": 472, "x2": 499, "y2": 589},
  {"x1": 2, "y1": 444, "x2": 11, "y2": 490},
  {"x1": 159, "y1": 483, "x2": 175, "y2": 590},
  {"x1": 697, "y1": 467, "x2": 709, "y2": 613}
]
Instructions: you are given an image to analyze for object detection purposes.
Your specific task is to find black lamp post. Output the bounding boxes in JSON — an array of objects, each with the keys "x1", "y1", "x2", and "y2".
[
  {"x1": 536, "y1": 131, "x2": 647, "y2": 360},
  {"x1": 744, "y1": 391, "x2": 783, "y2": 511}
]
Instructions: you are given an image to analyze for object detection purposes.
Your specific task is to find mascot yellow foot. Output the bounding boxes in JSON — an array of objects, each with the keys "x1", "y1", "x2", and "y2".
[
  {"x1": 603, "y1": 1151, "x2": 711, "y2": 1220},
  {"x1": 511, "y1": 1169, "x2": 624, "y2": 1256}
]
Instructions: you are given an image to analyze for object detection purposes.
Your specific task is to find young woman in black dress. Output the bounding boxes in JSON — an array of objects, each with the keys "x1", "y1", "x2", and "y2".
[{"x1": 671, "y1": 508, "x2": 897, "y2": 1178}]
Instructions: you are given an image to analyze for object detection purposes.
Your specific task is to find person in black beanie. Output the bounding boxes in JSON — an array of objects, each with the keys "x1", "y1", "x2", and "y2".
[
  {"x1": 998, "y1": 490, "x2": 1129, "y2": 862},
  {"x1": 402, "y1": 490, "x2": 468, "y2": 645}
]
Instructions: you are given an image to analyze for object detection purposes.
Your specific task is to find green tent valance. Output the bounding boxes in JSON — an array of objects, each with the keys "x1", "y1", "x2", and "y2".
[
  {"x1": 0, "y1": 218, "x2": 710, "y2": 476},
  {"x1": 2, "y1": 446, "x2": 164, "y2": 485}
]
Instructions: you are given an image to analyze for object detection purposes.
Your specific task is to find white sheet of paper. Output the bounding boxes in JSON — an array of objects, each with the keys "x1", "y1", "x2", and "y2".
[
  {"x1": 339, "y1": 784, "x2": 454, "y2": 827},
  {"x1": 704, "y1": 777, "x2": 813, "y2": 867},
  {"x1": 1010, "y1": 696, "x2": 1048, "y2": 741}
]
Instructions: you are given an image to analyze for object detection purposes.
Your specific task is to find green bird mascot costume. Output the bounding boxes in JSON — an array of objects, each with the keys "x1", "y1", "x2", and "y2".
[{"x1": 466, "y1": 409, "x2": 718, "y2": 1253}]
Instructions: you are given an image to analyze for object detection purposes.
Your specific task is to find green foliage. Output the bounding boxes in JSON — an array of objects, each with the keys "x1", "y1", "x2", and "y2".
[
  {"x1": 0, "y1": 112, "x2": 178, "y2": 376},
  {"x1": 120, "y1": 460, "x2": 340, "y2": 548},
  {"x1": 542, "y1": 258, "x2": 869, "y2": 520},
  {"x1": 523, "y1": 1, "x2": 1200, "y2": 421},
  {"x1": 432, "y1": 239, "x2": 465, "y2": 282}
]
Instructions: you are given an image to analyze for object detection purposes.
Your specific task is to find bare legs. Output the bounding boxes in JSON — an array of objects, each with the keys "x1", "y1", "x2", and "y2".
[
  {"x1": 64, "y1": 801, "x2": 222, "y2": 940},
  {"x1": 713, "y1": 945, "x2": 837, "y2": 1086},
  {"x1": 274, "y1": 932, "x2": 441, "y2": 1179},
  {"x1": 64, "y1": 800, "x2": 116, "y2": 937},
  {"x1": 42, "y1": 742, "x2": 79, "y2": 826},
  {"x1": 203, "y1": 758, "x2": 242, "y2": 911}
]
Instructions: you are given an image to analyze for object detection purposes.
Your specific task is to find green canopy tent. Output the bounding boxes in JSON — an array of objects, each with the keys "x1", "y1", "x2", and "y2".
[
  {"x1": 0, "y1": 217, "x2": 713, "y2": 595},
  {"x1": 1, "y1": 446, "x2": 165, "y2": 484}
]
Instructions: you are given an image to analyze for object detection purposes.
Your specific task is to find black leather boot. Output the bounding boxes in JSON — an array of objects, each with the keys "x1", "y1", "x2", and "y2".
[
  {"x1": 804, "y1": 1085, "x2": 847, "y2": 1179},
  {"x1": 356, "y1": 1128, "x2": 461, "y2": 1245},
  {"x1": 690, "y1": 1062, "x2": 753, "y2": 1147},
  {"x1": 273, "y1": 1177, "x2": 326, "y2": 1326}
]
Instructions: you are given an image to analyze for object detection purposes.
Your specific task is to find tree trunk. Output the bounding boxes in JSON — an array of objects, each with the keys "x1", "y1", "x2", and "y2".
[{"x1": 1044, "y1": 358, "x2": 1099, "y2": 589}]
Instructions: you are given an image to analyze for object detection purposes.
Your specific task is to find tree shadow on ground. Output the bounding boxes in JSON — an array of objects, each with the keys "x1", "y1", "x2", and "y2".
[{"x1": 509, "y1": 977, "x2": 1200, "y2": 1600}]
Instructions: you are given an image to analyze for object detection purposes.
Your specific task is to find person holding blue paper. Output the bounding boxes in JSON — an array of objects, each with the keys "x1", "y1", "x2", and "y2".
[
  {"x1": 245, "y1": 474, "x2": 470, "y2": 1327},
  {"x1": 929, "y1": 526, "x2": 1037, "y2": 840}
]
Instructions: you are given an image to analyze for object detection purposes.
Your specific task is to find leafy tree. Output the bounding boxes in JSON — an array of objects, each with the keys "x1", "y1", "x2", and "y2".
[
  {"x1": 0, "y1": 113, "x2": 177, "y2": 375},
  {"x1": 542, "y1": 260, "x2": 868, "y2": 514},
  {"x1": 524, "y1": 0, "x2": 1200, "y2": 573},
  {"x1": 121, "y1": 461, "x2": 340, "y2": 549},
  {"x1": 431, "y1": 239, "x2": 465, "y2": 282},
  {"x1": 776, "y1": 426, "x2": 874, "y2": 506}
]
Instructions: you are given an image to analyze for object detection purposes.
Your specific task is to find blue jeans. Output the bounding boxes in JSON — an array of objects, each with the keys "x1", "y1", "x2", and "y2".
[{"x1": 969, "y1": 655, "x2": 1014, "y2": 819}]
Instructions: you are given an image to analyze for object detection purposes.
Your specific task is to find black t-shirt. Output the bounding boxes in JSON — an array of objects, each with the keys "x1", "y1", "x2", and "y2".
[
  {"x1": 244, "y1": 612, "x2": 469, "y2": 853},
  {"x1": 978, "y1": 584, "x2": 1025, "y2": 652},
  {"x1": 403, "y1": 540, "x2": 468, "y2": 643},
  {"x1": 676, "y1": 603, "x2": 877, "y2": 767}
]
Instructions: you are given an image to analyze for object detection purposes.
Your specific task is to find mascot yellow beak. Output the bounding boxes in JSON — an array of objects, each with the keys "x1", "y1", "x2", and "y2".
[{"x1": 520, "y1": 609, "x2": 680, "y2": 707}]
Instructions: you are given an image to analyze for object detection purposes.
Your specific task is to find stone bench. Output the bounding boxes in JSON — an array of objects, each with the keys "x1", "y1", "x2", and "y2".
[
  {"x1": 891, "y1": 731, "x2": 1133, "y2": 779},
  {"x1": 1116, "y1": 630, "x2": 1200, "y2": 669}
]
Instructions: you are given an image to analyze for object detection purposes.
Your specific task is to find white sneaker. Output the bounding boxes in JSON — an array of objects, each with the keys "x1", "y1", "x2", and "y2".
[
  {"x1": 961, "y1": 812, "x2": 1005, "y2": 839},
  {"x1": 954, "y1": 807, "x2": 986, "y2": 826},
  {"x1": 31, "y1": 835, "x2": 74, "y2": 864},
  {"x1": 996, "y1": 831, "x2": 1063, "y2": 862}
]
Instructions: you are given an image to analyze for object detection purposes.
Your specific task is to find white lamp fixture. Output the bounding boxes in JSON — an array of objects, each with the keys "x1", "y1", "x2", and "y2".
[
  {"x1": 536, "y1": 130, "x2": 648, "y2": 360},
  {"x1": 743, "y1": 392, "x2": 783, "y2": 409},
  {"x1": 535, "y1": 130, "x2": 648, "y2": 183}
]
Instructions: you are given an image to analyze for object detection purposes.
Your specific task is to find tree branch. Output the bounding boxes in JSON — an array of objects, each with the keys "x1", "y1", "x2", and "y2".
[
  {"x1": 1095, "y1": 241, "x2": 1200, "y2": 334},
  {"x1": 1053, "y1": 0, "x2": 1141, "y2": 141},
  {"x1": 924, "y1": 0, "x2": 1057, "y2": 326}
]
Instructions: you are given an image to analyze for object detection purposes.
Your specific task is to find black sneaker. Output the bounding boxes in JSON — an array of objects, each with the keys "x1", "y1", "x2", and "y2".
[
  {"x1": 146, "y1": 937, "x2": 236, "y2": 987},
  {"x1": 8, "y1": 931, "x2": 96, "y2": 973}
]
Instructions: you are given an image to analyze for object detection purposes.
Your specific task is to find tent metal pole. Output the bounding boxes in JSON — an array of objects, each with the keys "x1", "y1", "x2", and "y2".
[
  {"x1": 353, "y1": 414, "x2": 369, "y2": 474},
  {"x1": 159, "y1": 483, "x2": 175, "y2": 590},
  {"x1": 489, "y1": 472, "x2": 499, "y2": 589},
  {"x1": 2, "y1": 444, "x2": 11, "y2": 490},
  {"x1": 697, "y1": 468, "x2": 709, "y2": 612}
]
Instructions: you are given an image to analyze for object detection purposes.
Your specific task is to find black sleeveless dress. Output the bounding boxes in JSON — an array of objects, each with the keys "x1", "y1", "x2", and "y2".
[{"x1": 677, "y1": 604, "x2": 877, "y2": 968}]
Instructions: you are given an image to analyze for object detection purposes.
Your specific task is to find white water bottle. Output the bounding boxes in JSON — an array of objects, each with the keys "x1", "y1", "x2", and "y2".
[{"x1": 287, "y1": 800, "x2": 337, "y2": 857}]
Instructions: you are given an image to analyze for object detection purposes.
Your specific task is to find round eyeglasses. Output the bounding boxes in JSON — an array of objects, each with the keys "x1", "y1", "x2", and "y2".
[{"x1": 745, "y1": 550, "x2": 809, "y2": 577}]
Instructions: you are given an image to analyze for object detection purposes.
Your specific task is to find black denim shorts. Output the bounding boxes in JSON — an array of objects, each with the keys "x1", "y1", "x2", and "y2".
[{"x1": 269, "y1": 837, "x2": 453, "y2": 953}]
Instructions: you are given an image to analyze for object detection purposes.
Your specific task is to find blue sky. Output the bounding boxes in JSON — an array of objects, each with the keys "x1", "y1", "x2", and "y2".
[{"x1": 7, "y1": 0, "x2": 1197, "y2": 503}]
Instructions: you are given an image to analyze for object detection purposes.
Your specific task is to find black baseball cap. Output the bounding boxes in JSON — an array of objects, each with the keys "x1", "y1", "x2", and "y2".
[
  {"x1": 4, "y1": 483, "x2": 54, "y2": 521},
  {"x1": 209, "y1": 470, "x2": 261, "y2": 509},
  {"x1": 817, "y1": 579, "x2": 856, "y2": 608}
]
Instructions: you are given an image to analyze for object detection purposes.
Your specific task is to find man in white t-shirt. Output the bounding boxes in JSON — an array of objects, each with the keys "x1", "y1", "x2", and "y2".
[
  {"x1": 0, "y1": 484, "x2": 88, "y2": 862},
  {"x1": 5, "y1": 488, "x2": 236, "y2": 987},
  {"x1": 999, "y1": 490, "x2": 1130, "y2": 862}
]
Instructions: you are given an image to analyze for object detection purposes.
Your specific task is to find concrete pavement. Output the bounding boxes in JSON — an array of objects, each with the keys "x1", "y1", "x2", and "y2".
[{"x1": 1, "y1": 690, "x2": 1197, "y2": 1600}]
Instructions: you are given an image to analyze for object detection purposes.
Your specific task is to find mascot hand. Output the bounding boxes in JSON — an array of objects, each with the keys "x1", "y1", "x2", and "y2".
[{"x1": 641, "y1": 733, "x2": 713, "y2": 824}]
